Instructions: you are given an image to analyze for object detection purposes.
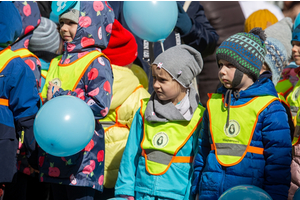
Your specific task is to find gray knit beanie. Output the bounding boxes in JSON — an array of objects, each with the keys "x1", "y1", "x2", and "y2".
[
  {"x1": 59, "y1": 8, "x2": 79, "y2": 23},
  {"x1": 152, "y1": 44, "x2": 203, "y2": 88},
  {"x1": 28, "y1": 17, "x2": 60, "y2": 53},
  {"x1": 216, "y1": 28, "x2": 267, "y2": 81},
  {"x1": 264, "y1": 17, "x2": 293, "y2": 61}
]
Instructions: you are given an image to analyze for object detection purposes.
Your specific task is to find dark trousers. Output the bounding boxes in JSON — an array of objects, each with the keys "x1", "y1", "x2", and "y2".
[
  {"x1": 51, "y1": 184, "x2": 95, "y2": 200},
  {"x1": 3, "y1": 172, "x2": 51, "y2": 200}
]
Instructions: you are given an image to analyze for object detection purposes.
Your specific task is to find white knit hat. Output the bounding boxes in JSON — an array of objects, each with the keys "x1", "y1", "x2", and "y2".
[{"x1": 28, "y1": 17, "x2": 60, "y2": 53}]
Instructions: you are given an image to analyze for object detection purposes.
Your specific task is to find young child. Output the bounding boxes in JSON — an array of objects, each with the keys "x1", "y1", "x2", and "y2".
[
  {"x1": 114, "y1": 44, "x2": 205, "y2": 200},
  {"x1": 288, "y1": 15, "x2": 300, "y2": 199},
  {"x1": 11, "y1": 1, "x2": 42, "y2": 92},
  {"x1": 259, "y1": 17, "x2": 294, "y2": 141},
  {"x1": 0, "y1": 2, "x2": 40, "y2": 199},
  {"x1": 38, "y1": 1, "x2": 114, "y2": 199},
  {"x1": 28, "y1": 16, "x2": 62, "y2": 93},
  {"x1": 191, "y1": 28, "x2": 292, "y2": 200},
  {"x1": 97, "y1": 19, "x2": 150, "y2": 199}
]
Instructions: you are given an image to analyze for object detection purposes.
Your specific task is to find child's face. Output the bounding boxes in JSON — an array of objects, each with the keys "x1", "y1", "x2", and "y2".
[
  {"x1": 292, "y1": 41, "x2": 300, "y2": 65},
  {"x1": 218, "y1": 59, "x2": 236, "y2": 89},
  {"x1": 152, "y1": 65, "x2": 187, "y2": 105},
  {"x1": 59, "y1": 18, "x2": 78, "y2": 42},
  {"x1": 218, "y1": 59, "x2": 253, "y2": 91}
]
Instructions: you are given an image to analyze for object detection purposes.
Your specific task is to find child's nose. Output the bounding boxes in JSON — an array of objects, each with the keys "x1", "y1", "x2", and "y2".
[
  {"x1": 153, "y1": 80, "x2": 159, "y2": 89},
  {"x1": 292, "y1": 45, "x2": 299, "y2": 53}
]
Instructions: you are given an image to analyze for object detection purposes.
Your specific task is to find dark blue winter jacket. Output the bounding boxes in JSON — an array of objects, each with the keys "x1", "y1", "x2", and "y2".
[{"x1": 192, "y1": 77, "x2": 292, "y2": 200}]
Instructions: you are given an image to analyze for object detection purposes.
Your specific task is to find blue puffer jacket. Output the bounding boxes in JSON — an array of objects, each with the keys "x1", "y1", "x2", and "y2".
[
  {"x1": 0, "y1": 1, "x2": 40, "y2": 183},
  {"x1": 191, "y1": 77, "x2": 292, "y2": 200}
]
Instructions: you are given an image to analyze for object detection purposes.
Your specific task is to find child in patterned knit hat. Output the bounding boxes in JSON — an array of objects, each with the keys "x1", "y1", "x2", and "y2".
[{"x1": 191, "y1": 28, "x2": 292, "y2": 200}]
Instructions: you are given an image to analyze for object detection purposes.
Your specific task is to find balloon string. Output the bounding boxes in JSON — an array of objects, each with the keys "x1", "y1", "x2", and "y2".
[{"x1": 160, "y1": 41, "x2": 165, "y2": 52}]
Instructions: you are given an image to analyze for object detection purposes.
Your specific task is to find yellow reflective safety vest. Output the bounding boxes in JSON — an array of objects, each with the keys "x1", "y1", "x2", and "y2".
[
  {"x1": 276, "y1": 78, "x2": 293, "y2": 97},
  {"x1": 292, "y1": 108, "x2": 300, "y2": 146},
  {"x1": 207, "y1": 93, "x2": 278, "y2": 167},
  {"x1": 41, "y1": 51, "x2": 108, "y2": 98},
  {"x1": 98, "y1": 85, "x2": 144, "y2": 130},
  {"x1": 140, "y1": 98, "x2": 205, "y2": 175},
  {"x1": 287, "y1": 80, "x2": 300, "y2": 127},
  {"x1": 278, "y1": 93, "x2": 289, "y2": 107},
  {"x1": 0, "y1": 47, "x2": 21, "y2": 107}
]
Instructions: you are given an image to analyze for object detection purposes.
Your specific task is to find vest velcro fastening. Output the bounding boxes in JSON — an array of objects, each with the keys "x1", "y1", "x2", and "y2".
[{"x1": 0, "y1": 98, "x2": 9, "y2": 106}]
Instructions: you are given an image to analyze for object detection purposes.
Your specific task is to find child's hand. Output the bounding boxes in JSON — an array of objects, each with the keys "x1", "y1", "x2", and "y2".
[{"x1": 47, "y1": 82, "x2": 60, "y2": 101}]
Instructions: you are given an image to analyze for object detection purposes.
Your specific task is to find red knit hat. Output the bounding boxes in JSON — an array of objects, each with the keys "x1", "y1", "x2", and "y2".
[{"x1": 102, "y1": 19, "x2": 138, "y2": 66}]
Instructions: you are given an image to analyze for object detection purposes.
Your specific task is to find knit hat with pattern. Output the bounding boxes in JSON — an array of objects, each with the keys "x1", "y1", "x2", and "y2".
[
  {"x1": 216, "y1": 28, "x2": 267, "y2": 81},
  {"x1": 244, "y1": 9, "x2": 278, "y2": 33},
  {"x1": 264, "y1": 37, "x2": 288, "y2": 85}
]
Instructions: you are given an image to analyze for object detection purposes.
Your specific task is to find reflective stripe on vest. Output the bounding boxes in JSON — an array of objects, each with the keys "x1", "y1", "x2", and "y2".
[
  {"x1": 208, "y1": 93, "x2": 277, "y2": 167},
  {"x1": 13, "y1": 48, "x2": 39, "y2": 60},
  {"x1": 41, "y1": 51, "x2": 108, "y2": 98},
  {"x1": 0, "y1": 47, "x2": 21, "y2": 106},
  {"x1": 140, "y1": 98, "x2": 205, "y2": 175},
  {"x1": 276, "y1": 78, "x2": 293, "y2": 97}
]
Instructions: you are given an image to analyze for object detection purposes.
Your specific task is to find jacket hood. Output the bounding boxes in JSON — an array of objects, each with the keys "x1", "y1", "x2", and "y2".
[
  {"x1": 217, "y1": 77, "x2": 278, "y2": 99},
  {"x1": 110, "y1": 65, "x2": 140, "y2": 110},
  {"x1": 63, "y1": 1, "x2": 115, "y2": 53},
  {"x1": 11, "y1": 1, "x2": 41, "y2": 50},
  {"x1": 0, "y1": 2, "x2": 22, "y2": 48}
]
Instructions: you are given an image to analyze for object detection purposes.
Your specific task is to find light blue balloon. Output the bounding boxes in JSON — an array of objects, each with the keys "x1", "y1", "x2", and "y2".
[
  {"x1": 294, "y1": 187, "x2": 300, "y2": 200},
  {"x1": 123, "y1": 1, "x2": 178, "y2": 42},
  {"x1": 34, "y1": 95, "x2": 95, "y2": 157},
  {"x1": 218, "y1": 185, "x2": 272, "y2": 200}
]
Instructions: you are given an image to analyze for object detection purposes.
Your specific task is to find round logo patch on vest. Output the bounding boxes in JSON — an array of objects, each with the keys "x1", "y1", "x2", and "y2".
[
  {"x1": 152, "y1": 132, "x2": 169, "y2": 148},
  {"x1": 51, "y1": 78, "x2": 62, "y2": 87},
  {"x1": 224, "y1": 120, "x2": 240, "y2": 138},
  {"x1": 292, "y1": 87, "x2": 300, "y2": 101}
]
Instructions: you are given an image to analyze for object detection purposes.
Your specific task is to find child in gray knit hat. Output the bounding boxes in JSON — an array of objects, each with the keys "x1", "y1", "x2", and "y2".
[
  {"x1": 191, "y1": 28, "x2": 291, "y2": 200},
  {"x1": 115, "y1": 44, "x2": 205, "y2": 200}
]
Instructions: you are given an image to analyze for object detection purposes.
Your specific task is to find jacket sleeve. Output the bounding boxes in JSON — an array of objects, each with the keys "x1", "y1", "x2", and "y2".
[
  {"x1": 115, "y1": 108, "x2": 143, "y2": 197},
  {"x1": 191, "y1": 109, "x2": 211, "y2": 196},
  {"x1": 53, "y1": 56, "x2": 113, "y2": 119},
  {"x1": 9, "y1": 58, "x2": 40, "y2": 157},
  {"x1": 181, "y1": 2, "x2": 219, "y2": 58},
  {"x1": 261, "y1": 100, "x2": 292, "y2": 200}
]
